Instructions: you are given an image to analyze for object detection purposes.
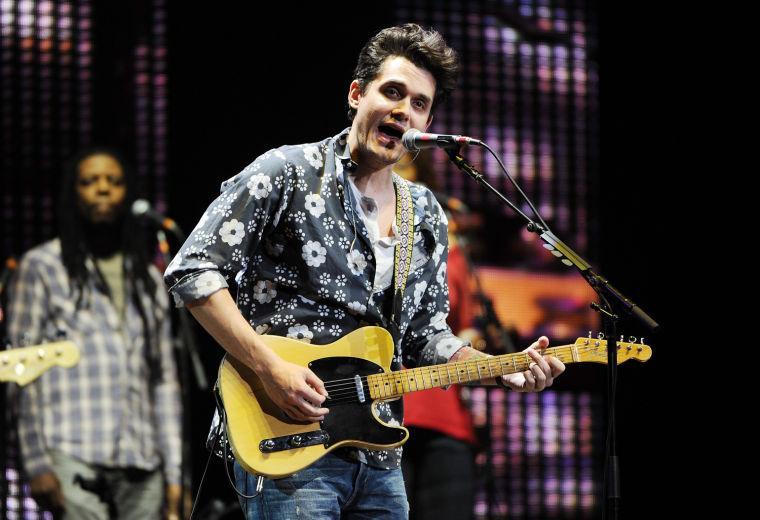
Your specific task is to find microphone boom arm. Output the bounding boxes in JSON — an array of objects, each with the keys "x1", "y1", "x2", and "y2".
[{"x1": 443, "y1": 147, "x2": 659, "y2": 333}]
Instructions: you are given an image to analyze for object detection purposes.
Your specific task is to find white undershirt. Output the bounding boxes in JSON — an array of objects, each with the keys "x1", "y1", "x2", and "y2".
[{"x1": 347, "y1": 177, "x2": 399, "y2": 293}]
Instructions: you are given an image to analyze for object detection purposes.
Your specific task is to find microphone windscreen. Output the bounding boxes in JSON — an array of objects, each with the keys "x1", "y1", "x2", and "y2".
[
  {"x1": 402, "y1": 128, "x2": 422, "y2": 152},
  {"x1": 131, "y1": 199, "x2": 151, "y2": 216}
]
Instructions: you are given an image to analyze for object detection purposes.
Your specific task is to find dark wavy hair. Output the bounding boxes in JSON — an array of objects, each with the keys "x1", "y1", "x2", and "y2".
[
  {"x1": 59, "y1": 147, "x2": 163, "y2": 381},
  {"x1": 348, "y1": 23, "x2": 460, "y2": 121}
]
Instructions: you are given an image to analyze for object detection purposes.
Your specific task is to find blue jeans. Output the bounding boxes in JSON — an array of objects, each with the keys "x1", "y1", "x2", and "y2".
[
  {"x1": 49, "y1": 450, "x2": 163, "y2": 519},
  {"x1": 234, "y1": 452, "x2": 409, "y2": 519}
]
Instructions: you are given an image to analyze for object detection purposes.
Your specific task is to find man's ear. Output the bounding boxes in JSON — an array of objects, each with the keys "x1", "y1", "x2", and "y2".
[
  {"x1": 424, "y1": 114, "x2": 434, "y2": 132},
  {"x1": 348, "y1": 80, "x2": 362, "y2": 110}
]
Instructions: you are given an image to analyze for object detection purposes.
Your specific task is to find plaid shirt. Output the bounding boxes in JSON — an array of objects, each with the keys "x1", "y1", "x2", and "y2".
[
  {"x1": 165, "y1": 129, "x2": 467, "y2": 469},
  {"x1": 6, "y1": 239, "x2": 182, "y2": 484}
]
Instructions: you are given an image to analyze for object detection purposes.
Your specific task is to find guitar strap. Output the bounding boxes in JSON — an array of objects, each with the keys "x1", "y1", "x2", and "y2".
[{"x1": 389, "y1": 176, "x2": 415, "y2": 331}]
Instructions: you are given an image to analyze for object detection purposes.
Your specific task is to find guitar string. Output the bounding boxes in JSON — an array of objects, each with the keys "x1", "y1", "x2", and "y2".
[
  {"x1": 317, "y1": 345, "x2": 642, "y2": 403},
  {"x1": 318, "y1": 343, "x2": 630, "y2": 388},
  {"x1": 317, "y1": 347, "x2": 567, "y2": 390},
  {"x1": 318, "y1": 346, "x2": 590, "y2": 389},
  {"x1": 318, "y1": 345, "x2": 613, "y2": 394}
]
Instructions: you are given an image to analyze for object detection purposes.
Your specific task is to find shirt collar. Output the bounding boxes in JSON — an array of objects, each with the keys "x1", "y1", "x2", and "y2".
[
  {"x1": 333, "y1": 127, "x2": 358, "y2": 176},
  {"x1": 331, "y1": 128, "x2": 430, "y2": 243}
]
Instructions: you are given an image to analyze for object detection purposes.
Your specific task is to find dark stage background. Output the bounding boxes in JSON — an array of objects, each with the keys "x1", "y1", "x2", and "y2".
[{"x1": 1, "y1": 1, "x2": 689, "y2": 518}]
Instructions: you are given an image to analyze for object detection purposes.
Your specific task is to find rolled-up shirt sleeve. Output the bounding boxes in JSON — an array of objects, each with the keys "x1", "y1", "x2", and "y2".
[{"x1": 165, "y1": 151, "x2": 292, "y2": 305}]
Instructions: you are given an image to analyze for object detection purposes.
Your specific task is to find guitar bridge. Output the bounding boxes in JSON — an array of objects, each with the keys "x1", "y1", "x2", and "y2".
[
  {"x1": 259, "y1": 430, "x2": 330, "y2": 453},
  {"x1": 355, "y1": 374, "x2": 366, "y2": 403}
]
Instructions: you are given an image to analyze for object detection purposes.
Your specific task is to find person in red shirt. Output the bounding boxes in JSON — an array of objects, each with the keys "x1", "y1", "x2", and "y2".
[{"x1": 398, "y1": 152, "x2": 480, "y2": 520}]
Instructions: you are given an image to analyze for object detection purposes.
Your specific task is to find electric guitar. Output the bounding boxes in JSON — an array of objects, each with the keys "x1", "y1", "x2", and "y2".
[
  {"x1": 218, "y1": 326, "x2": 651, "y2": 478},
  {"x1": 0, "y1": 341, "x2": 80, "y2": 386}
]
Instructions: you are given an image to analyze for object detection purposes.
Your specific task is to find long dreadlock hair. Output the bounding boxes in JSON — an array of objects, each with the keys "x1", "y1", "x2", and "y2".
[{"x1": 59, "y1": 147, "x2": 163, "y2": 382}]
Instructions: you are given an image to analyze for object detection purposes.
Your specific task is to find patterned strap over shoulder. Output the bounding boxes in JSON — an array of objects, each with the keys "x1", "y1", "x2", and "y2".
[{"x1": 390, "y1": 176, "x2": 415, "y2": 325}]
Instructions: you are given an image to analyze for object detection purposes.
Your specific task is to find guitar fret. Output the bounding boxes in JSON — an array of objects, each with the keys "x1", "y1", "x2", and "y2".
[
  {"x1": 444, "y1": 364, "x2": 453, "y2": 386},
  {"x1": 425, "y1": 366, "x2": 433, "y2": 389},
  {"x1": 429, "y1": 367, "x2": 440, "y2": 388},
  {"x1": 382, "y1": 373, "x2": 391, "y2": 398},
  {"x1": 465, "y1": 361, "x2": 473, "y2": 383}
]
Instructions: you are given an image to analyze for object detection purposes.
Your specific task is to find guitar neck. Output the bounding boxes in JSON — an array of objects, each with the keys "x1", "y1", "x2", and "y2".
[
  {"x1": 0, "y1": 341, "x2": 80, "y2": 386},
  {"x1": 366, "y1": 345, "x2": 576, "y2": 400}
]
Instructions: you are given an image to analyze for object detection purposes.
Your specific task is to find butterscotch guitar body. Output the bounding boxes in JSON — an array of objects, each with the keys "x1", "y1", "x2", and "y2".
[{"x1": 218, "y1": 327, "x2": 408, "y2": 479}]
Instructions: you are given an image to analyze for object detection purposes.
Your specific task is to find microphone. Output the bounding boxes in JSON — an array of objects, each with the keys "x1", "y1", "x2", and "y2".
[
  {"x1": 402, "y1": 128, "x2": 482, "y2": 151},
  {"x1": 131, "y1": 199, "x2": 183, "y2": 237}
]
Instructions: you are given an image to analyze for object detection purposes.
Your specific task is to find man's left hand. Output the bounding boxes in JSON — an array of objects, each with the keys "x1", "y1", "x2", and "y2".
[
  {"x1": 501, "y1": 336, "x2": 565, "y2": 392},
  {"x1": 165, "y1": 483, "x2": 191, "y2": 520}
]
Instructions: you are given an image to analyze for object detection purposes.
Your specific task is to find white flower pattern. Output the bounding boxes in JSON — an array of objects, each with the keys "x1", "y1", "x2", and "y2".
[
  {"x1": 346, "y1": 249, "x2": 367, "y2": 275},
  {"x1": 305, "y1": 193, "x2": 326, "y2": 217},
  {"x1": 287, "y1": 324, "x2": 313, "y2": 343},
  {"x1": 247, "y1": 174, "x2": 272, "y2": 199},
  {"x1": 302, "y1": 240, "x2": 327, "y2": 267},
  {"x1": 303, "y1": 145, "x2": 323, "y2": 169},
  {"x1": 219, "y1": 219, "x2": 245, "y2": 246},
  {"x1": 348, "y1": 301, "x2": 367, "y2": 315},
  {"x1": 193, "y1": 271, "x2": 223, "y2": 295},
  {"x1": 253, "y1": 280, "x2": 277, "y2": 303}
]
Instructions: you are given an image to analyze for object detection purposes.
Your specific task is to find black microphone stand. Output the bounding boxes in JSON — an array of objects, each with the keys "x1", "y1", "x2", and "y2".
[
  {"x1": 154, "y1": 227, "x2": 209, "y2": 520},
  {"x1": 444, "y1": 147, "x2": 659, "y2": 520}
]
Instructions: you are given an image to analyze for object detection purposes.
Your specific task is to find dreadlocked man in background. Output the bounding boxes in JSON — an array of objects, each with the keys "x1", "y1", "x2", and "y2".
[{"x1": 6, "y1": 149, "x2": 183, "y2": 519}]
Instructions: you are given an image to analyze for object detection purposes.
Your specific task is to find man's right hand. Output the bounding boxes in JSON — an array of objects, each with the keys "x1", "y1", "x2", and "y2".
[
  {"x1": 185, "y1": 289, "x2": 329, "y2": 422},
  {"x1": 30, "y1": 472, "x2": 65, "y2": 514},
  {"x1": 258, "y1": 358, "x2": 329, "y2": 422}
]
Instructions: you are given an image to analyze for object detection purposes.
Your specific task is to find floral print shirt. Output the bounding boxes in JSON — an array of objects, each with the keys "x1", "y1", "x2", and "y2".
[{"x1": 164, "y1": 128, "x2": 468, "y2": 469}]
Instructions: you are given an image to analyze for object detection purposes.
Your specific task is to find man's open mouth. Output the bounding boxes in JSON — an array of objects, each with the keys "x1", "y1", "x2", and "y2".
[{"x1": 378, "y1": 123, "x2": 404, "y2": 141}]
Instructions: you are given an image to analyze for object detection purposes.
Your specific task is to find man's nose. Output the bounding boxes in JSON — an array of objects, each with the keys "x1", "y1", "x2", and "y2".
[
  {"x1": 391, "y1": 98, "x2": 410, "y2": 121},
  {"x1": 96, "y1": 177, "x2": 112, "y2": 193}
]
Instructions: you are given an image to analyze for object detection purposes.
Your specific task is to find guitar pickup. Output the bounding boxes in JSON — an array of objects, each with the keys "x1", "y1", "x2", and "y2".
[{"x1": 259, "y1": 430, "x2": 330, "y2": 453}]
